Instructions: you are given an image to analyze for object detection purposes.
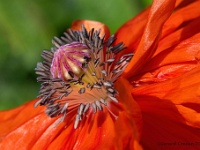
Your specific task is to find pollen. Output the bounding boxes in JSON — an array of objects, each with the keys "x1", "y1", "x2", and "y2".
[{"x1": 35, "y1": 25, "x2": 133, "y2": 129}]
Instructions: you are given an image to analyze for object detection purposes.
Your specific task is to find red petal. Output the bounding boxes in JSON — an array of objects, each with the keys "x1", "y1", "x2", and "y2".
[
  {"x1": 123, "y1": 0, "x2": 175, "y2": 78},
  {"x1": 132, "y1": 66, "x2": 200, "y2": 110},
  {"x1": 130, "y1": 32, "x2": 200, "y2": 86},
  {"x1": 48, "y1": 77, "x2": 142, "y2": 149},
  {"x1": 132, "y1": 67, "x2": 200, "y2": 149},
  {"x1": 175, "y1": 0, "x2": 197, "y2": 8},
  {"x1": 125, "y1": 1, "x2": 200, "y2": 85},
  {"x1": 70, "y1": 20, "x2": 110, "y2": 39},
  {"x1": 114, "y1": 0, "x2": 198, "y2": 59},
  {"x1": 0, "y1": 99, "x2": 44, "y2": 139},
  {"x1": 0, "y1": 78, "x2": 142, "y2": 149},
  {"x1": 115, "y1": 7, "x2": 150, "y2": 53},
  {"x1": 157, "y1": 18, "x2": 200, "y2": 55},
  {"x1": 162, "y1": 0, "x2": 200, "y2": 39}
]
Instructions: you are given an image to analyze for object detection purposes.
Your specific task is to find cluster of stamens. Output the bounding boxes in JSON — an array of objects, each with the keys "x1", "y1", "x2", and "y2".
[{"x1": 35, "y1": 25, "x2": 133, "y2": 128}]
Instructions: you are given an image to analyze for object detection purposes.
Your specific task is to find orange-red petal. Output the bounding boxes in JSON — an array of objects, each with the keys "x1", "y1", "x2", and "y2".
[
  {"x1": 132, "y1": 66, "x2": 200, "y2": 149},
  {"x1": 122, "y1": 0, "x2": 200, "y2": 85},
  {"x1": 0, "y1": 78, "x2": 142, "y2": 149},
  {"x1": 0, "y1": 99, "x2": 45, "y2": 141},
  {"x1": 70, "y1": 20, "x2": 110, "y2": 39},
  {"x1": 123, "y1": 0, "x2": 175, "y2": 78},
  {"x1": 130, "y1": 32, "x2": 200, "y2": 86},
  {"x1": 157, "y1": 18, "x2": 200, "y2": 55},
  {"x1": 162, "y1": 0, "x2": 200, "y2": 38},
  {"x1": 115, "y1": 7, "x2": 149, "y2": 53}
]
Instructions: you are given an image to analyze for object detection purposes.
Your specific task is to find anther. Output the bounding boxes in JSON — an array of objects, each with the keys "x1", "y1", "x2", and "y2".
[
  {"x1": 95, "y1": 101, "x2": 102, "y2": 111},
  {"x1": 101, "y1": 70, "x2": 107, "y2": 76},
  {"x1": 78, "y1": 87, "x2": 86, "y2": 94},
  {"x1": 60, "y1": 103, "x2": 69, "y2": 113}
]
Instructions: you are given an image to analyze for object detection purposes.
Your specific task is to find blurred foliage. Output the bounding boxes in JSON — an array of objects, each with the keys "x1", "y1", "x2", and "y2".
[{"x1": 0, "y1": 0, "x2": 151, "y2": 110}]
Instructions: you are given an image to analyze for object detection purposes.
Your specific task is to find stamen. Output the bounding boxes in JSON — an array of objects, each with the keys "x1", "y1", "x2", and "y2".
[
  {"x1": 78, "y1": 87, "x2": 85, "y2": 94},
  {"x1": 95, "y1": 100, "x2": 102, "y2": 111},
  {"x1": 35, "y1": 25, "x2": 133, "y2": 129},
  {"x1": 83, "y1": 103, "x2": 90, "y2": 113}
]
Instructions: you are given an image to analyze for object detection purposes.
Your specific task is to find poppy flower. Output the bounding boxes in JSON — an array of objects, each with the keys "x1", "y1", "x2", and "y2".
[
  {"x1": 0, "y1": 15, "x2": 142, "y2": 150},
  {"x1": 1, "y1": 0, "x2": 200, "y2": 150}
]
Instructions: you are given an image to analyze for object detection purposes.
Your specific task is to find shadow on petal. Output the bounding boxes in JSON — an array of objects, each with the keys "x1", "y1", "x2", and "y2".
[{"x1": 134, "y1": 95, "x2": 200, "y2": 150}]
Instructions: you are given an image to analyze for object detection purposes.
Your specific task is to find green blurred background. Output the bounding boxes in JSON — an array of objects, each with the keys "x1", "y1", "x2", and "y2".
[{"x1": 0, "y1": 0, "x2": 151, "y2": 110}]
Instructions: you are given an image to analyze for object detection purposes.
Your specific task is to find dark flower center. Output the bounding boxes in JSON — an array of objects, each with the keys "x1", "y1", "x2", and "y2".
[{"x1": 35, "y1": 25, "x2": 133, "y2": 128}]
